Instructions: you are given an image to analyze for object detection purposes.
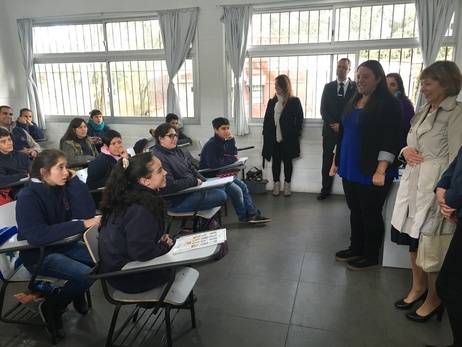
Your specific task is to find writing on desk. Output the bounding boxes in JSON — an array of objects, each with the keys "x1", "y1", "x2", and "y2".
[{"x1": 172, "y1": 228, "x2": 227, "y2": 254}]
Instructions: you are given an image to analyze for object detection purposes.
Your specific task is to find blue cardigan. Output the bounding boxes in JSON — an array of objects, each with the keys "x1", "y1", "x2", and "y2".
[{"x1": 16, "y1": 176, "x2": 96, "y2": 266}]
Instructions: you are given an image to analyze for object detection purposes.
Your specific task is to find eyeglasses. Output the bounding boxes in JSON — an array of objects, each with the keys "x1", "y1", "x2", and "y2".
[{"x1": 165, "y1": 133, "x2": 178, "y2": 139}]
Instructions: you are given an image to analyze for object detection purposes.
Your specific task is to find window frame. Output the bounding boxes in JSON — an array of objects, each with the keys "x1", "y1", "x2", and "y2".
[{"x1": 32, "y1": 14, "x2": 200, "y2": 126}]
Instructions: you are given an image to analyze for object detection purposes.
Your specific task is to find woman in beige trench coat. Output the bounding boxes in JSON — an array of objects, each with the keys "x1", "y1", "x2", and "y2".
[{"x1": 391, "y1": 61, "x2": 462, "y2": 323}]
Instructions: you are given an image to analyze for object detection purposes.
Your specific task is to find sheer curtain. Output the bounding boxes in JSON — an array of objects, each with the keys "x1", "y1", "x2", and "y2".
[
  {"x1": 159, "y1": 8, "x2": 199, "y2": 121},
  {"x1": 414, "y1": 0, "x2": 456, "y2": 109},
  {"x1": 222, "y1": 5, "x2": 253, "y2": 136},
  {"x1": 17, "y1": 19, "x2": 45, "y2": 129}
]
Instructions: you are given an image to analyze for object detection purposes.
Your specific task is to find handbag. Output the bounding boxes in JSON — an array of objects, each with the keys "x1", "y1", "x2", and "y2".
[
  {"x1": 246, "y1": 167, "x2": 263, "y2": 182},
  {"x1": 416, "y1": 218, "x2": 454, "y2": 272}
]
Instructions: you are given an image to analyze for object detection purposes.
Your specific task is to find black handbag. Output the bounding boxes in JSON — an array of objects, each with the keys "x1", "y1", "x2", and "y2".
[{"x1": 246, "y1": 167, "x2": 263, "y2": 182}]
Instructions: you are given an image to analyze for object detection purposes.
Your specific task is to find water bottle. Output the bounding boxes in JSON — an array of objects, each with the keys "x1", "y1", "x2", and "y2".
[{"x1": 33, "y1": 281, "x2": 60, "y2": 295}]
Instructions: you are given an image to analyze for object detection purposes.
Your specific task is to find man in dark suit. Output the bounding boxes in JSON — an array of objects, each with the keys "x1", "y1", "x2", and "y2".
[{"x1": 318, "y1": 58, "x2": 356, "y2": 200}]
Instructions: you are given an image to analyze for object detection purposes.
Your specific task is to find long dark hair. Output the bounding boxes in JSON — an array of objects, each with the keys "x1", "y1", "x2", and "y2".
[
  {"x1": 386, "y1": 72, "x2": 409, "y2": 99},
  {"x1": 345, "y1": 60, "x2": 393, "y2": 116},
  {"x1": 59, "y1": 117, "x2": 87, "y2": 148},
  {"x1": 29, "y1": 149, "x2": 67, "y2": 183},
  {"x1": 99, "y1": 153, "x2": 167, "y2": 226}
]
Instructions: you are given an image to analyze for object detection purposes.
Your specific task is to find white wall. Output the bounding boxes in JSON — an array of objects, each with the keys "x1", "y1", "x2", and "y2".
[{"x1": 1, "y1": 0, "x2": 461, "y2": 195}]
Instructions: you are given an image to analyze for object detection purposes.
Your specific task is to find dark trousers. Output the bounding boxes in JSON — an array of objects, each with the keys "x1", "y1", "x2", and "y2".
[
  {"x1": 321, "y1": 136, "x2": 337, "y2": 194},
  {"x1": 436, "y1": 222, "x2": 462, "y2": 347},
  {"x1": 272, "y1": 141, "x2": 293, "y2": 183},
  {"x1": 342, "y1": 178, "x2": 393, "y2": 262}
]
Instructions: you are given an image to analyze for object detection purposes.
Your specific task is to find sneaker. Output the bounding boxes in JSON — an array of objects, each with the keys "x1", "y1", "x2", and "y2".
[
  {"x1": 38, "y1": 302, "x2": 66, "y2": 340},
  {"x1": 72, "y1": 294, "x2": 89, "y2": 315},
  {"x1": 335, "y1": 248, "x2": 362, "y2": 262},
  {"x1": 248, "y1": 212, "x2": 271, "y2": 224},
  {"x1": 239, "y1": 216, "x2": 249, "y2": 223},
  {"x1": 346, "y1": 256, "x2": 378, "y2": 271}
]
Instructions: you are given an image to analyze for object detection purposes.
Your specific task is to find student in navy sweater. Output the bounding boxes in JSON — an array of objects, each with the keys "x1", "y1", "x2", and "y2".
[
  {"x1": 152, "y1": 123, "x2": 227, "y2": 213},
  {"x1": 86, "y1": 130, "x2": 129, "y2": 190},
  {"x1": 87, "y1": 109, "x2": 110, "y2": 152},
  {"x1": 99, "y1": 153, "x2": 175, "y2": 293},
  {"x1": 16, "y1": 149, "x2": 101, "y2": 339},
  {"x1": 16, "y1": 108, "x2": 45, "y2": 141},
  {"x1": 0, "y1": 128, "x2": 31, "y2": 199},
  {"x1": 200, "y1": 117, "x2": 270, "y2": 224}
]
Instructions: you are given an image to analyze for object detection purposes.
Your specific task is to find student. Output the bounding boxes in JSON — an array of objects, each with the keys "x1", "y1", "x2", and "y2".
[
  {"x1": 59, "y1": 117, "x2": 97, "y2": 169},
  {"x1": 200, "y1": 117, "x2": 271, "y2": 224},
  {"x1": 87, "y1": 109, "x2": 110, "y2": 152},
  {"x1": 166, "y1": 113, "x2": 192, "y2": 146},
  {"x1": 0, "y1": 105, "x2": 41, "y2": 158},
  {"x1": 86, "y1": 130, "x2": 129, "y2": 190},
  {"x1": 152, "y1": 123, "x2": 227, "y2": 214},
  {"x1": 16, "y1": 149, "x2": 101, "y2": 339},
  {"x1": 16, "y1": 108, "x2": 45, "y2": 141},
  {"x1": 0, "y1": 128, "x2": 31, "y2": 199},
  {"x1": 98, "y1": 153, "x2": 175, "y2": 293}
]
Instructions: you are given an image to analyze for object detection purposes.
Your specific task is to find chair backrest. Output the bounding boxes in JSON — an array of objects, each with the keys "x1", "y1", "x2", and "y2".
[
  {"x1": 83, "y1": 224, "x2": 100, "y2": 263},
  {"x1": 76, "y1": 168, "x2": 88, "y2": 183},
  {"x1": 0, "y1": 201, "x2": 17, "y2": 227},
  {"x1": 127, "y1": 147, "x2": 136, "y2": 156}
]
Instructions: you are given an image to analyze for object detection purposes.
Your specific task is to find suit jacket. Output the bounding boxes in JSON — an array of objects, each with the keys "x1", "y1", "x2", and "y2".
[{"x1": 320, "y1": 78, "x2": 356, "y2": 137}]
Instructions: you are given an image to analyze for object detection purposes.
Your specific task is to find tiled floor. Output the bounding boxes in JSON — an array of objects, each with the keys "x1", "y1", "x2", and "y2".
[{"x1": 0, "y1": 193, "x2": 453, "y2": 346}]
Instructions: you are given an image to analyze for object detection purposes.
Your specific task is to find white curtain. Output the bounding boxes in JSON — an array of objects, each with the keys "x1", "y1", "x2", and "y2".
[
  {"x1": 17, "y1": 19, "x2": 45, "y2": 129},
  {"x1": 222, "y1": 6, "x2": 253, "y2": 136},
  {"x1": 159, "y1": 8, "x2": 199, "y2": 120},
  {"x1": 415, "y1": 0, "x2": 456, "y2": 109}
]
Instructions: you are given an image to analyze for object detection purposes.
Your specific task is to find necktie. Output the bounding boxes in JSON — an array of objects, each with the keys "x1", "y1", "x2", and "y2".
[{"x1": 338, "y1": 82, "x2": 344, "y2": 98}]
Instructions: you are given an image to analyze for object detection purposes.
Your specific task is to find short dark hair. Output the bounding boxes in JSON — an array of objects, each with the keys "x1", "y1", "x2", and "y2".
[
  {"x1": 102, "y1": 130, "x2": 122, "y2": 147},
  {"x1": 89, "y1": 109, "x2": 102, "y2": 118},
  {"x1": 165, "y1": 113, "x2": 179, "y2": 123},
  {"x1": 19, "y1": 108, "x2": 32, "y2": 117},
  {"x1": 338, "y1": 58, "x2": 351, "y2": 67},
  {"x1": 0, "y1": 128, "x2": 10, "y2": 138},
  {"x1": 0, "y1": 105, "x2": 12, "y2": 113},
  {"x1": 212, "y1": 117, "x2": 229, "y2": 129}
]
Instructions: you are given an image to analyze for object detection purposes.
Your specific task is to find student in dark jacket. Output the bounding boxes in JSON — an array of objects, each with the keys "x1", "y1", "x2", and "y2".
[
  {"x1": 262, "y1": 74, "x2": 304, "y2": 197},
  {"x1": 166, "y1": 113, "x2": 193, "y2": 146},
  {"x1": 0, "y1": 128, "x2": 31, "y2": 198},
  {"x1": 86, "y1": 130, "x2": 129, "y2": 190},
  {"x1": 98, "y1": 153, "x2": 174, "y2": 293},
  {"x1": 151, "y1": 123, "x2": 227, "y2": 213},
  {"x1": 16, "y1": 108, "x2": 45, "y2": 141},
  {"x1": 200, "y1": 117, "x2": 270, "y2": 223},
  {"x1": 16, "y1": 149, "x2": 101, "y2": 339},
  {"x1": 87, "y1": 109, "x2": 110, "y2": 152}
]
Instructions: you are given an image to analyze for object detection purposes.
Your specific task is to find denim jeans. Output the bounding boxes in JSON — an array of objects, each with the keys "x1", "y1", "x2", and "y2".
[
  {"x1": 26, "y1": 241, "x2": 95, "y2": 310},
  {"x1": 168, "y1": 188, "x2": 227, "y2": 213},
  {"x1": 225, "y1": 178, "x2": 257, "y2": 218}
]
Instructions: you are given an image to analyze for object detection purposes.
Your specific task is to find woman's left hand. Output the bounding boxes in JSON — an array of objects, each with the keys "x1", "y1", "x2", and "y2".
[{"x1": 372, "y1": 172, "x2": 385, "y2": 186}]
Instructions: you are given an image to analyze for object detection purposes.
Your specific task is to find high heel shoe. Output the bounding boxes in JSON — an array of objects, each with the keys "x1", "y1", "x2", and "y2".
[
  {"x1": 405, "y1": 303, "x2": 445, "y2": 323},
  {"x1": 394, "y1": 289, "x2": 428, "y2": 310}
]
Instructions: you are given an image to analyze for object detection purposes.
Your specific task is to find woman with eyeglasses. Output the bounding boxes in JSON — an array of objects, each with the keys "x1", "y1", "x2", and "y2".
[{"x1": 151, "y1": 123, "x2": 227, "y2": 214}]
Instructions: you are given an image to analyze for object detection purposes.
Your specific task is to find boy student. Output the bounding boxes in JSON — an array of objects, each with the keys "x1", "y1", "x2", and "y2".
[
  {"x1": 166, "y1": 113, "x2": 193, "y2": 146},
  {"x1": 0, "y1": 127, "x2": 31, "y2": 199},
  {"x1": 200, "y1": 117, "x2": 270, "y2": 224}
]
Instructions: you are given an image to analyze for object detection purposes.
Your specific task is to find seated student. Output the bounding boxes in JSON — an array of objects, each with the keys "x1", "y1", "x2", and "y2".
[
  {"x1": 0, "y1": 128, "x2": 31, "y2": 199},
  {"x1": 0, "y1": 105, "x2": 41, "y2": 158},
  {"x1": 16, "y1": 149, "x2": 101, "y2": 339},
  {"x1": 87, "y1": 109, "x2": 110, "y2": 152},
  {"x1": 59, "y1": 117, "x2": 97, "y2": 169},
  {"x1": 16, "y1": 108, "x2": 45, "y2": 141},
  {"x1": 86, "y1": 130, "x2": 129, "y2": 190},
  {"x1": 98, "y1": 153, "x2": 175, "y2": 293},
  {"x1": 200, "y1": 117, "x2": 271, "y2": 224},
  {"x1": 151, "y1": 123, "x2": 227, "y2": 214},
  {"x1": 166, "y1": 113, "x2": 192, "y2": 146}
]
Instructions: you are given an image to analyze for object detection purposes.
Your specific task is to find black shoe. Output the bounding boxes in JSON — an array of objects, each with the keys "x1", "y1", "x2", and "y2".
[
  {"x1": 317, "y1": 192, "x2": 330, "y2": 200},
  {"x1": 39, "y1": 302, "x2": 66, "y2": 340},
  {"x1": 73, "y1": 294, "x2": 89, "y2": 315},
  {"x1": 394, "y1": 289, "x2": 428, "y2": 310},
  {"x1": 335, "y1": 248, "x2": 361, "y2": 262},
  {"x1": 405, "y1": 303, "x2": 445, "y2": 323},
  {"x1": 247, "y1": 211, "x2": 271, "y2": 224},
  {"x1": 346, "y1": 256, "x2": 378, "y2": 271}
]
